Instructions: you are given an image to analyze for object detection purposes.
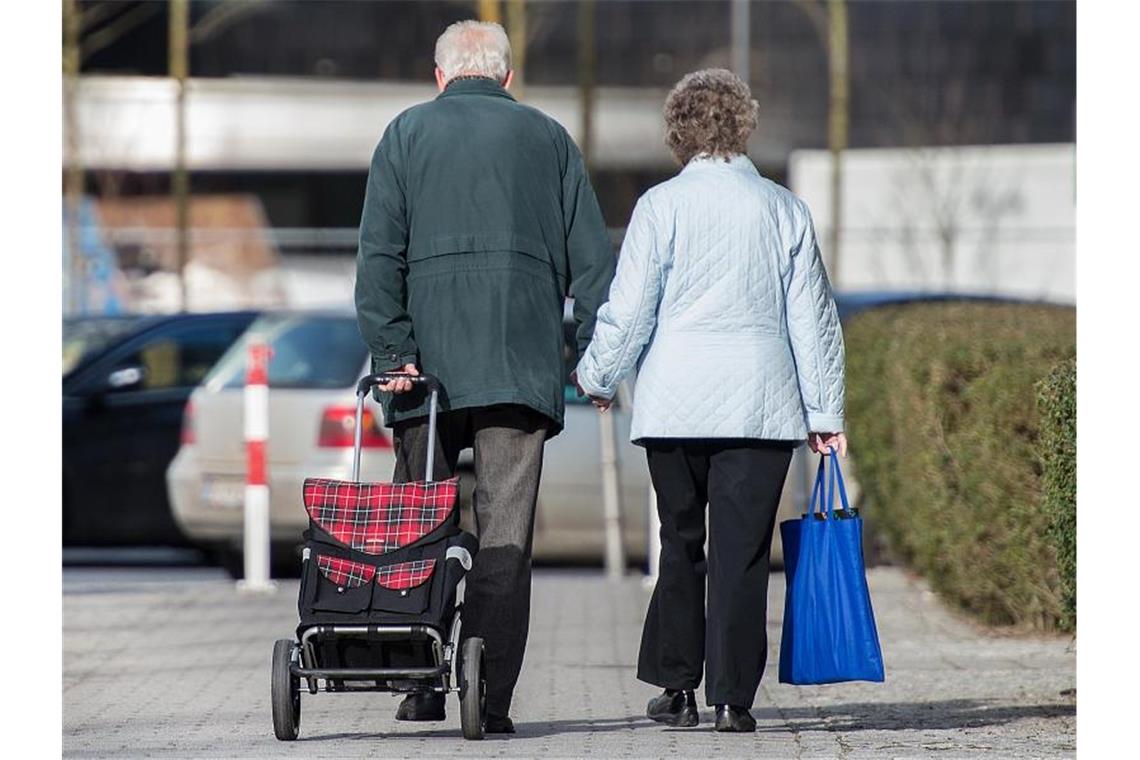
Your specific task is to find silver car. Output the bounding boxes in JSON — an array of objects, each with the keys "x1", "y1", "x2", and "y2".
[{"x1": 167, "y1": 310, "x2": 652, "y2": 573}]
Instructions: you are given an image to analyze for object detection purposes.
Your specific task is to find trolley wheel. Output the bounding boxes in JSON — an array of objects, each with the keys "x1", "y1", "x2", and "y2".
[
  {"x1": 271, "y1": 639, "x2": 301, "y2": 741},
  {"x1": 459, "y1": 637, "x2": 487, "y2": 740}
]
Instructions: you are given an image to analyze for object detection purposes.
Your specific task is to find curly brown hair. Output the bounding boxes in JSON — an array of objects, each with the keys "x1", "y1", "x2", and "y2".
[{"x1": 664, "y1": 68, "x2": 759, "y2": 165}]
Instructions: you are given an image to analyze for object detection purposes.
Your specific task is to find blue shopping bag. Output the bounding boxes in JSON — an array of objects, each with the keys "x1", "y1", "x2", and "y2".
[{"x1": 778, "y1": 450, "x2": 885, "y2": 685}]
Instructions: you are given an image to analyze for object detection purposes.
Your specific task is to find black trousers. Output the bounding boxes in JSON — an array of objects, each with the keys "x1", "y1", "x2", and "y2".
[
  {"x1": 637, "y1": 439, "x2": 794, "y2": 708},
  {"x1": 393, "y1": 404, "x2": 548, "y2": 717}
]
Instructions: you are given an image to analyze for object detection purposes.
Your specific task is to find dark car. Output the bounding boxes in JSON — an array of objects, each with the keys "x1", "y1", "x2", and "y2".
[{"x1": 63, "y1": 311, "x2": 258, "y2": 546}]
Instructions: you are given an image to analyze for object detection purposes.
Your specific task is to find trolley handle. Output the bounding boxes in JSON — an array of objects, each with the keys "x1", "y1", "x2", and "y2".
[
  {"x1": 351, "y1": 372, "x2": 441, "y2": 483},
  {"x1": 355, "y1": 373, "x2": 441, "y2": 396}
]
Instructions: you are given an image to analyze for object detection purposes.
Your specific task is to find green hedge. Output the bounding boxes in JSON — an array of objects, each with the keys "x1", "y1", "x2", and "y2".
[
  {"x1": 845, "y1": 302, "x2": 1075, "y2": 631},
  {"x1": 1037, "y1": 357, "x2": 1076, "y2": 632}
]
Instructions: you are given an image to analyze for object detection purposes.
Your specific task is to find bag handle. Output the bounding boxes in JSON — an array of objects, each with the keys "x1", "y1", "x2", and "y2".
[
  {"x1": 826, "y1": 449, "x2": 851, "y2": 513},
  {"x1": 809, "y1": 456, "x2": 826, "y2": 516}
]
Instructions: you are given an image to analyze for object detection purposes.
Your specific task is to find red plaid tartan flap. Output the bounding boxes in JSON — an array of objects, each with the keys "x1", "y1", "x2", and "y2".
[
  {"x1": 316, "y1": 555, "x2": 376, "y2": 589},
  {"x1": 302, "y1": 477, "x2": 459, "y2": 555},
  {"x1": 374, "y1": 559, "x2": 437, "y2": 591}
]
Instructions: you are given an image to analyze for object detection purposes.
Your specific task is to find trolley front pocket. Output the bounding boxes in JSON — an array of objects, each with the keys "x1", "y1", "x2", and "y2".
[
  {"x1": 371, "y1": 559, "x2": 437, "y2": 614},
  {"x1": 309, "y1": 555, "x2": 375, "y2": 613}
]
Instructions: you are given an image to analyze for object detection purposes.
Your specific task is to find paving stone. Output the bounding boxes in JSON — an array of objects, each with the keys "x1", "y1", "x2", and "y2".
[{"x1": 63, "y1": 566, "x2": 1075, "y2": 758}]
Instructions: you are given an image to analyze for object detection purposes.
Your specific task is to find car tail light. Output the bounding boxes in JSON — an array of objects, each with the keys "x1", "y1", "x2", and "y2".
[
  {"x1": 180, "y1": 400, "x2": 195, "y2": 445},
  {"x1": 319, "y1": 405, "x2": 391, "y2": 449}
]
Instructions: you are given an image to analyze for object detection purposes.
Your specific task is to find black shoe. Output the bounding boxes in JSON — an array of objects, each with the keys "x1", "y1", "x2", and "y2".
[
  {"x1": 714, "y1": 704, "x2": 756, "y2": 732},
  {"x1": 484, "y1": 713, "x2": 516, "y2": 734},
  {"x1": 646, "y1": 689, "x2": 699, "y2": 727},
  {"x1": 395, "y1": 692, "x2": 446, "y2": 721}
]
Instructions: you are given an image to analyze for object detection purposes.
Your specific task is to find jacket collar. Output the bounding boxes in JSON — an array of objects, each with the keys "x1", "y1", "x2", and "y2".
[
  {"x1": 436, "y1": 76, "x2": 516, "y2": 101},
  {"x1": 681, "y1": 152, "x2": 758, "y2": 177}
]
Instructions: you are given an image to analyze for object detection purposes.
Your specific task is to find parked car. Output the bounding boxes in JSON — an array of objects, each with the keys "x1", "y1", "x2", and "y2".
[
  {"x1": 167, "y1": 310, "x2": 651, "y2": 574},
  {"x1": 62, "y1": 311, "x2": 259, "y2": 546}
]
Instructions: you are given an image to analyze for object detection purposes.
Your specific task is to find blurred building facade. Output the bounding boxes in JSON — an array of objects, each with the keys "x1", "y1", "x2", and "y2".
[{"x1": 65, "y1": 0, "x2": 1075, "y2": 311}]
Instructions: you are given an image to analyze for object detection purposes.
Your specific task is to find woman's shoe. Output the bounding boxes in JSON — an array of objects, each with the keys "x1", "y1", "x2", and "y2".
[
  {"x1": 646, "y1": 689, "x2": 699, "y2": 727},
  {"x1": 714, "y1": 705, "x2": 756, "y2": 732}
]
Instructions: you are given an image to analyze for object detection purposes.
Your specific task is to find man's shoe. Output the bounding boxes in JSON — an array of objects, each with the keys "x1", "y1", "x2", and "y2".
[
  {"x1": 484, "y1": 713, "x2": 516, "y2": 734},
  {"x1": 714, "y1": 705, "x2": 756, "y2": 732},
  {"x1": 395, "y1": 692, "x2": 446, "y2": 721},
  {"x1": 646, "y1": 689, "x2": 699, "y2": 727}
]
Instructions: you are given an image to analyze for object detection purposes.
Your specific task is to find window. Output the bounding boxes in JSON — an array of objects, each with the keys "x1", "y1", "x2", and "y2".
[
  {"x1": 112, "y1": 321, "x2": 249, "y2": 391},
  {"x1": 207, "y1": 315, "x2": 368, "y2": 390},
  {"x1": 63, "y1": 318, "x2": 142, "y2": 375}
]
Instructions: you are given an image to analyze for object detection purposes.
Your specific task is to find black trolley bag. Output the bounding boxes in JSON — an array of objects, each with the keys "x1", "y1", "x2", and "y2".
[{"x1": 270, "y1": 373, "x2": 486, "y2": 741}]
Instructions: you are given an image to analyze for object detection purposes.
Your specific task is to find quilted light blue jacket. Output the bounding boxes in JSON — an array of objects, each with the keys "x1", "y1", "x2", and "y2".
[{"x1": 576, "y1": 154, "x2": 845, "y2": 442}]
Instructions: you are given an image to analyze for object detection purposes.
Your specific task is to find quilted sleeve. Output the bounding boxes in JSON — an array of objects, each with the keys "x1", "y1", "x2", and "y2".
[
  {"x1": 785, "y1": 201, "x2": 846, "y2": 432},
  {"x1": 575, "y1": 195, "x2": 666, "y2": 400}
]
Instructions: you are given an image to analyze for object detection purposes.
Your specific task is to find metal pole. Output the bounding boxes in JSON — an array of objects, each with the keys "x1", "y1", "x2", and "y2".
[
  {"x1": 827, "y1": 0, "x2": 849, "y2": 284},
  {"x1": 426, "y1": 389, "x2": 438, "y2": 483},
  {"x1": 352, "y1": 390, "x2": 364, "y2": 482},
  {"x1": 63, "y1": 0, "x2": 83, "y2": 316},
  {"x1": 579, "y1": 3, "x2": 622, "y2": 578},
  {"x1": 643, "y1": 481, "x2": 661, "y2": 588},
  {"x1": 598, "y1": 407, "x2": 625, "y2": 579},
  {"x1": 169, "y1": 0, "x2": 190, "y2": 312},
  {"x1": 477, "y1": 0, "x2": 501, "y2": 24},
  {"x1": 506, "y1": 0, "x2": 526, "y2": 100},
  {"x1": 578, "y1": 0, "x2": 596, "y2": 163},
  {"x1": 240, "y1": 335, "x2": 275, "y2": 593},
  {"x1": 731, "y1": 0, "x2": 751, "y2": 83}
]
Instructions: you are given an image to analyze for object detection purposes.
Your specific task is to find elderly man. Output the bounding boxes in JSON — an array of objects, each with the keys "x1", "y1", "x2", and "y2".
[{"x1": 355, "y1": 20, "x2": 614, "y2": 732}]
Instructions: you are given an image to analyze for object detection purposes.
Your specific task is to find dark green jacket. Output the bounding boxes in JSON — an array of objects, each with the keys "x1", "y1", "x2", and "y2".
[{"x1": 355, "y1": 77, "x2": 615, "y2": 436}]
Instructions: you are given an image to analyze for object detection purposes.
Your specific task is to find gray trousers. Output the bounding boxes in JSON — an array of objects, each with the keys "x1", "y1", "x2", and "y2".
[{"x1": 392, "y1": 404, "x2": 548, "y2": 717}]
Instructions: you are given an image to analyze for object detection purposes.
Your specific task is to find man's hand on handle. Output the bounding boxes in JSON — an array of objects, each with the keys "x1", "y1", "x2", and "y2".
[
  {"x1": 808, "y1": 431, "x2": 848, "y2": 458},
  {"x1": 379, "y1": 363, "x2": 419, "y2": 393}
]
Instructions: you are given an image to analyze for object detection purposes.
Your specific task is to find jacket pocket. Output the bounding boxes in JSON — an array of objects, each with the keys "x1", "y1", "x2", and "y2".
[
  {"x1": 371, "y1": 559, "x2": 437, "y2": 614},
  {"x1": 309, "y1": 554, "x2": 376, "y2": 613}
]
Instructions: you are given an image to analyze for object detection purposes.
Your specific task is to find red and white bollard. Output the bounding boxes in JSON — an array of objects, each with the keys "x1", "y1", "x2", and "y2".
[{"x1": 239, "y1": 334, "x2": 275, "y2": 593}]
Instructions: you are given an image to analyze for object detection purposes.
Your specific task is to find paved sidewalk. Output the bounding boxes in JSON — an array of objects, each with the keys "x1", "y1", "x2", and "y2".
[{"x1": 63, "y1": 566, "x2": 1075, "y2": 759}]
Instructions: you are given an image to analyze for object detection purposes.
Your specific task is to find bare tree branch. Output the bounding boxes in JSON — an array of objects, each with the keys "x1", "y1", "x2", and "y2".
[
  {"x1": 81, "y1": 1, "x2": 161, "y2": 62},
  {"x1": 79, "y1": 1, "x2": 130, "y2": 34},
  {"x1": 190, "y1": 0, "x2": 269, "y2": 45},
  {"x1": 793, "y1": 0, "x2": 830, "y2": 46}
]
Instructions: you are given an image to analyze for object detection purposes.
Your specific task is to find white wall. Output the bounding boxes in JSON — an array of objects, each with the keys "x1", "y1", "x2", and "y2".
[
  {"x1": 70, "y1": 76, "x2": 674, "y2": 172},
  {"x1": 789, "y1": 144, "x2": 1075, "y2": 303}
]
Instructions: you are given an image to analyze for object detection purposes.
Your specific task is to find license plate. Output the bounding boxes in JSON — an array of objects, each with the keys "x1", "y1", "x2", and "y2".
[{"x1": 202, "y1": 478, "x2": 245, "y2": 510}]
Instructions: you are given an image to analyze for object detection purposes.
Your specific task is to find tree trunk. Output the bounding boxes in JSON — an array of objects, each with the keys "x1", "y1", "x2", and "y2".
[
  {"x1": 827, "y1": 0, "x2": 849, "y2": 285},
  {"x1": 63, "y1": 0, "x2": 84, "y2": 315},
  {"x1": 170, "y1": 0, "x2": 190, "y2": 312}
]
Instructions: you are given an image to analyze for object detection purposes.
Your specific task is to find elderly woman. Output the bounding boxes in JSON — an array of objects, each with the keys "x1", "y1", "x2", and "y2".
[{"x1": 576, "y1": 69, "x2": 847, "y2": 733}]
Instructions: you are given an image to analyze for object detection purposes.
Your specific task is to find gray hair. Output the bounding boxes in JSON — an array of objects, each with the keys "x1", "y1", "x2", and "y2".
[{"x1": 434, "y1": 20, "x2": 512, "y2": 84}]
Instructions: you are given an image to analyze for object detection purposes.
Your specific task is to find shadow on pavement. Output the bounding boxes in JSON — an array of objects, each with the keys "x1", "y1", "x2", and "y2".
[
  {"x1": 756, "y1": 699, "x2": 1075, "y2": 732},
  {"x1": 297, "y1": 717, "x2": 657, "y2": 742},
  {"x1": 292, "y1": 699, "x2": 1074, "y2": 742}
]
